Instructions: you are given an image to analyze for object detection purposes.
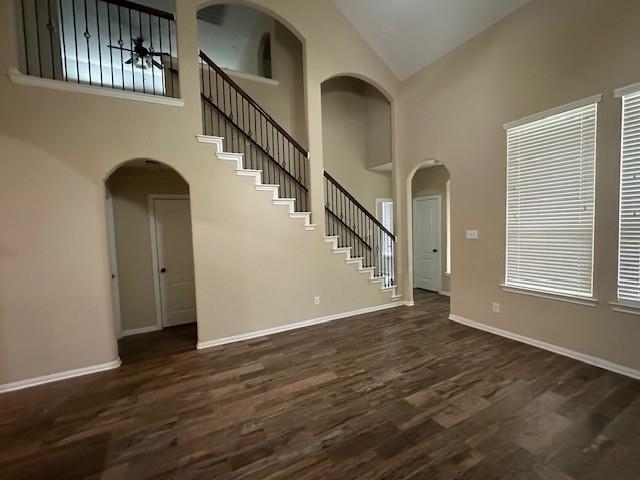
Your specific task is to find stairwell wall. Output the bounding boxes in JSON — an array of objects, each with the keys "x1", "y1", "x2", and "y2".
[{"x1": 0, "y1": 0, "x2": 400, "y2": 386}]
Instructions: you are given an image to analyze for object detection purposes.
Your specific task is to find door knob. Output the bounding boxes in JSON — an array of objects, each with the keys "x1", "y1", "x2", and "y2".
[
  {"x1": 432, "y1": 249, "x2": 438, "y2": 253},
  {"x1": 160, "y1": 267, "x2": 167, "y2": 273}
]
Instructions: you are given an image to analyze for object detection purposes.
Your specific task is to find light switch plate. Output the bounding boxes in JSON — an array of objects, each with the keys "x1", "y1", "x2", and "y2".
[{"x1": 466, "y1": 230, "x2": 479, "y2": 239}]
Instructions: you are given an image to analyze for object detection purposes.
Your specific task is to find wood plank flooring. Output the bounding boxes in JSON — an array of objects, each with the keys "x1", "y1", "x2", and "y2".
[{"x1": 2, "y1": 290, "x2": 640, "y2": 479}]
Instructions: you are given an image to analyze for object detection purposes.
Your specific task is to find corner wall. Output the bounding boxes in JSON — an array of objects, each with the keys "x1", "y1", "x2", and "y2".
[{"x1": 396, "y1": 0, "x2": 640, "y2": 371}]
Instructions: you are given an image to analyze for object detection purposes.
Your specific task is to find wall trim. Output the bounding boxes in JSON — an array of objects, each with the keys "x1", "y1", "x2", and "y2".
[
  {"x1": 614, "y1": 82, "x2": 640, "y2": 98},
  {"x1": 438, "y1": 291, "x2": 451, "y2": 297},
  {"x1": 449, "y1": 314, "x2": 640, "y2": 381},
  {"x1": 0, "y1": 358, "x2": 122, "y2": 394},
  {"x1": 222, "y1": 68, "x2": 280, "y2": 86},
  {"x1": 404, "y1": 300, "x2": 415, "y2": 306},
  {"x1": 120, "y1": 325, "x2": 162, "y2": 337},
  {"x1": 503, "y1": 93, "x2": 602, "y2": 130},
  {"x1": 7, "y1": 68, "x2": 185, "y2": 107},
  {"x1": 609, "y1": 301, "x2": 640, "y2": 316},
  {"x1": 501, "y1": 284, "x2": 598, "y2": 307},
  {"x1": 197, "y1": 301, "x2": 404, "y2": 349}
]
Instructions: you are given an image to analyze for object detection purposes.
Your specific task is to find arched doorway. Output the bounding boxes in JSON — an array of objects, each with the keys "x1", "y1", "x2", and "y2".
[
  {"x1": 105, "y1": 160, "x2": 197, "y2": 359},
  {"x1": 406, "y1": 161, "x2": 452, "y2": 307}
]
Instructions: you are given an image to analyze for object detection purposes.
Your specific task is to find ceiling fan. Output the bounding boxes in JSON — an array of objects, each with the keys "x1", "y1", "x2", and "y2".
[{"x1": 108, "y1": 37, "x2": 165, "y2": 69}]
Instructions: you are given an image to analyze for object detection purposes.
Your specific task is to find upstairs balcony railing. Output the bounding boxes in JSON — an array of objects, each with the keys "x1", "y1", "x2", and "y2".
[
  {"x1": 199, "y1": 51, "x2": 310, "y2": 212},
  {"x1": 19, "y1": 0, "x2": 178, "y2": 97},
  {"x1": 324, "y1": 171, "x2": 396, "y2": 287}
]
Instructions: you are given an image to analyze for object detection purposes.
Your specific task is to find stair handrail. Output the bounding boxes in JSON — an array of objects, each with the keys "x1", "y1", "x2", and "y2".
[
  {"x1": 200, "y1": 94, "x2": 309, "y2": 192},
  {"x1": 325, "y1": 209, "x2": 372, "y2": 249},
  {"x1": 102, "y1": 0, "x2": 175, "y2": 20},
  {"x1": 323, "y1": 170, "x2": 395, "y2": 240},
  {"x1": 199, "y1": 51, "x2": 308, "y2": 157}
]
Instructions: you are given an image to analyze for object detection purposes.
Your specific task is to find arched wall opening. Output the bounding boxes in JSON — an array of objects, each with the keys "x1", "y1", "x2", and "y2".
[
  {"x1": 320, "y1": 75, "x2": 393, "y2": 214},
  {"x1": 320, "y1": 74, "x2": 395, "y2": 287},
  {"x1": 196, "y1": 2, "x2": 307, "y2": 147},
  {"x1": 406, "y1": 160, "x2": 452, "y2": 306},
  {"x1": 105, "y1": 159, "x2": 197, "y2": 356}
]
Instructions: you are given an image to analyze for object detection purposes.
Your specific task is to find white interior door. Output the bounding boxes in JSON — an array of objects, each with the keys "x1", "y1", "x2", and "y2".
[
  {"x1": 152, "y1": 197, "x2": 197, "y2": 327},
  {"x1": 105, "y1": 194, "x2": 122, "y2": 338},
  {"x1": 413, "y1": 196, "x2": 442, "y2": 292}
]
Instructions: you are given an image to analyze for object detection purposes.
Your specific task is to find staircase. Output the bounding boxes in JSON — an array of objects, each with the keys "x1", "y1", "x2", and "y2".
[{"x1": 198, "y1": 51, "x2": 399, "y2": 297}]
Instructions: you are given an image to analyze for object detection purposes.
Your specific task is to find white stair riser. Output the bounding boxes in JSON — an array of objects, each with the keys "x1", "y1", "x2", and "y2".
[{"x1": 200, "y1": 135, "x2": 398, "y2": 299}]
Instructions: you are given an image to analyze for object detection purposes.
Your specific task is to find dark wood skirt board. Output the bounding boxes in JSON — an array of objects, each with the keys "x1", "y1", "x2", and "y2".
[{"x1": 1, "y1": 290, "x2": 640, "y2": 479}]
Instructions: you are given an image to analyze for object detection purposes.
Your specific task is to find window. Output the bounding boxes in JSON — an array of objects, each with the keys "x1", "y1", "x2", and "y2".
[
  {"x1": 505, "y1": 97, "x2": 599, "y2": 298},
  {"x1": 616, "y1": 86, "x2": 640, "y2": 303},
  {"x1": 376, "y1": 199, "x2": 394, "y2": 233}
]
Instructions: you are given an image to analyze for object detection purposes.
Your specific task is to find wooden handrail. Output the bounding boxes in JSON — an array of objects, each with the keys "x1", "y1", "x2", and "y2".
[
  {"x1": 199, "y1": 50, "x2": 308, "y2": 156},
  {"x1": 325, "y1": 208, "x2": 372, "y2": 250},
  {"x1": 102, "y1": 0, "x2": 175, "y2": 20},
  {"x1": 201, "y1": 94, "x2": 309, "y2": 192},
  {"x1": 324, "y1": 170, "x2": 395, "y2": 240}
]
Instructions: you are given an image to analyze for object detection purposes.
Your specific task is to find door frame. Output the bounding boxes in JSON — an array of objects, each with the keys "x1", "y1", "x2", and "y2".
[
  {"x1": 105, "y1": 193, "x2": 123, "y2": 338},
  {"x1": 412, "y1": 194, "x2": 442, "y2": 292},
  {"x1": 148, "y1": 194, "x2": 190, "y2": 330}
]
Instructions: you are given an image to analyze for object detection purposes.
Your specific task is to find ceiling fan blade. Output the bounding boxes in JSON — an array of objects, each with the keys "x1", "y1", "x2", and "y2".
[
  {"x1": 152, "y1": 60, "x2": 164, "y2": 69},
  {"x1": 149, "y1": 52, "x2": 164, "y2": 56},
  {"x1": 124, "y1": 58, "x2": 134, "y2": 64}
]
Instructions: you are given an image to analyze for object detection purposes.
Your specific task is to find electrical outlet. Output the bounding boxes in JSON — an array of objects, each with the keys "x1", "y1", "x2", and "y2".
[
  {"x1": 314, "y1": 296, "x2": 320, "y2": 305},
  {"x1": 466, "y1": 230, "x2": 479, "y2": 239},
  {"x1": 492, "y1": 302, "x2": 501, "y2": 313}
]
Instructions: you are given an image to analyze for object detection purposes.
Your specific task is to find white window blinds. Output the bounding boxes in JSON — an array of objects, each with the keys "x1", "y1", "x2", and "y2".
[
  {"x1": 505, "y1": 101, "x2": 598, "y2": 298},
  {"x1": 617, "y1": 88, "x2": 640, "y2": 303}
]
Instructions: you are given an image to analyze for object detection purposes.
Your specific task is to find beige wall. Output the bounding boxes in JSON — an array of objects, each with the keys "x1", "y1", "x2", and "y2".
[
  {"x1": 321, "y1": 76, "x2": 392, "y2": 212},
  {"x1": 227, "y1": 22, "x2": 308, "y2": 147},
  {"x1": 364, "y1": 84, "x2": 392, "y2": 170},
  {"x1": 0, "y1": 0, "x2": 399, "y2": 386},
  {"x1": 396, "y1": 0, "x2": 640, "y2": 371},
  {"x1": 107, "y1": 166, "x2": 189, "y2": 332},
  {"x1": 412, "y1": 166, "x2": 450, "y2": 293}
]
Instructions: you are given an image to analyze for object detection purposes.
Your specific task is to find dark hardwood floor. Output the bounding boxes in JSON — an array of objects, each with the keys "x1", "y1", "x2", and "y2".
[{"x1": 2, "y1": 290, "x2": 640, "y2": 479}]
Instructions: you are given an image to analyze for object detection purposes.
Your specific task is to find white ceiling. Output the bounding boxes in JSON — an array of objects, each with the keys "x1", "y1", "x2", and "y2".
[{"x1": 334, "y1": 0, "x2": 529, "y2": 80}]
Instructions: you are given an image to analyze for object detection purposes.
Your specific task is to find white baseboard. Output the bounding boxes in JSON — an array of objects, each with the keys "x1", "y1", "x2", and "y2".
[
  {"x1": 404, "y1": 300, "x2": 415, "y2": 306},
  {"x1": 449, "y1": 314, "x2": 640, "y2": 381},
  {"x1": 197, "y1": 301, "x2": 404, "y2": 349},
  {"x1": 120, "y1": 325, "x2": 161, "y2": 337},
  {"x1": 438, "y1": 291, "x2": 451, "y2": 297},
  {"x1": 8, "y1": 68, "x2": 184, "y2": 106},
  {"x1": 0, "y1": 358, "x2": 122, "y2": 394}
]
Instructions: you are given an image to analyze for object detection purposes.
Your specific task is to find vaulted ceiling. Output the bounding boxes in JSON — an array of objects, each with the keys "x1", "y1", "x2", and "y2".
[{"x1": 334, "y1": 0, "x2": 529, "y2": 80}]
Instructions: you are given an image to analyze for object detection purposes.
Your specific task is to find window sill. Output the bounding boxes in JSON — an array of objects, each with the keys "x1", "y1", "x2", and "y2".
[
  {"x1": 609, "y1": 301, "x2": 640, "y2": 315},
  {"x1": 500, "y1": 284, "x2": 598, "y2": 307},
  {"x1": 223, "y1": 68, "x2": 279, "y2": 86},
  {"x1": 7, "y1": 68, "x2": 184, "y2": 107}
]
